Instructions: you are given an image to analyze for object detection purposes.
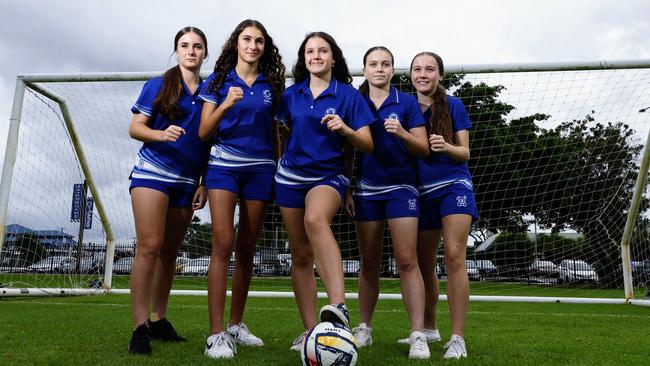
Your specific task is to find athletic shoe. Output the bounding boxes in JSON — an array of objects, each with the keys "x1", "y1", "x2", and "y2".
[
  {"x1": 289, "y1": 330, "x2": 308, "y2": 352},
  {"x1": 319, "y1": 303, "x2": 350, "y2": 328},
  {"x1": 204, "y1": 332, "x2": 237, "y2": 359},
  {"x1": 128, "y1": 322, "x2": 152, "y2": 355},
  {"x1": 397, "y1": 328, "x2": 441, "y2": 344},
  {"x1": 443, "y1": 334, "x2": 467, "y2": 360},
  {"x1": 227, "y1": 322, "x2": 264, "y2": 346},
  {"x1": 408, "y1": 331, "x2": 431, "y2": 359},
  {"x1": 352, "y1": 323, "x2": 372, "y2": 347},
  {"x1": 149, "y1": 318, "x2": 187, "y2": 342}
]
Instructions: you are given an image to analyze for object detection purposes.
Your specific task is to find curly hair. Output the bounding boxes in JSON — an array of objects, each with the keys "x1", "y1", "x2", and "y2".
[
  {"x1": 208, "y1": 19, "x2": 285, "y2": 108},
  {"x1": 410, "y1": 51, "x2": 453, "y2": 144},
  {"x1": 292, "y1": 31, "x2": 352, "y2": 84}
]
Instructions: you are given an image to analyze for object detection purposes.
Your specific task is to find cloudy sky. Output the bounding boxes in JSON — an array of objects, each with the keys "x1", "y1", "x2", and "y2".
[{"x1": 0, "y1": 0, "x2": 649, "y2": 241}]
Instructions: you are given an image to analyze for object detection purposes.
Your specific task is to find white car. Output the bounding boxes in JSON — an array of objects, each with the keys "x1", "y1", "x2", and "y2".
[
  {"x1": 529, "y1": 260, "x2": 558, "y2": 277},
  {"x1": 342, "y1": 259, "x2": 360, "y2": 277},
  {"x1": 465, "y1": 260, "x2": 481, "y2": 281},
  {"x1": 181, "y1": 256, "x2": 210, "y2": 276},
  {"x1": 558, "y1": 259, "x2": 598, "y2": 284}
]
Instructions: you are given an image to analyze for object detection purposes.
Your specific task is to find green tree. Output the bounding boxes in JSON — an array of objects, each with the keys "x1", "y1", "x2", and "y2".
[
  {"x1": 12, "y1": 233, "x2": 48, "y2": 265},
  {"x1": 182, "y1": 216, "x2": 212, "y2": 257}
]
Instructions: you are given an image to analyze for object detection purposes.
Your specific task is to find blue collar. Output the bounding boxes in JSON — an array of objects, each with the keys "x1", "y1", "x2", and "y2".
[
  {"x1": 298, "y1": 77, "x2": 339, "y2": 98},
  {"x1": 226, "y1": 69, "x2": 267, "y2": 85}
]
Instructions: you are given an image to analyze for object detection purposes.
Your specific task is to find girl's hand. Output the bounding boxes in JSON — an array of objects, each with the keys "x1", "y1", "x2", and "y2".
[
  {"x1": 222, "y1": 87, "x2": 244, "y2": 109},
  {"x1": 322, "y1": 114, "x2": 351, "y2": 136},
  {"x1": 158, "y1": 125, "x2": 186, "y2": 142},
  {"x1": 344, "y1": 190, "x2": 355, "y2": 218},
  {"x1": 429, "y1": 133, "x2": 448, "y2": 153},
  {"x1": 384, "y1": 118, "x2": 405, "y2": 137},
  {"x1": 192, "y1": 186, "x2": 207, "y2": 210}
]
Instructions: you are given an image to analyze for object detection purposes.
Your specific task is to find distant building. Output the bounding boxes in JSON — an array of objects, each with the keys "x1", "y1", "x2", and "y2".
[{"x1": 4, "y1": 224, "x2": 77, "y2": 248}]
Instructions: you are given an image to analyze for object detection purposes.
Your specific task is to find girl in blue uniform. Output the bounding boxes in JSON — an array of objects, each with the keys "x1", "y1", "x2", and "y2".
[
  {"x1": 410, "y1": 51, "x2": 479, "y2": 360},
  {"x1": 275, "y1": 32, "x2": 374, "y2": 351},
  {"x1": 198, "y1": 19, "x2": 285, "y2": 359},
  {"x1": 347, "y1": 46, "x2": 431, "y2": 359},
  {"x1": 127, "y1": 26, "x2": 209, "y2": 355}
]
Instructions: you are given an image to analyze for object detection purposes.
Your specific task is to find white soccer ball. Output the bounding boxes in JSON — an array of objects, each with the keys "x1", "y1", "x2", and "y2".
[{"x1": 301, "y1": 322, "x2": 358, "y2": 366}]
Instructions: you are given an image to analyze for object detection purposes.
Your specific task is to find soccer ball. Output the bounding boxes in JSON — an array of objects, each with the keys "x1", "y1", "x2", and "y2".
[{"x1": 301, "y1": 322, "x2": 358, "y2": 366}]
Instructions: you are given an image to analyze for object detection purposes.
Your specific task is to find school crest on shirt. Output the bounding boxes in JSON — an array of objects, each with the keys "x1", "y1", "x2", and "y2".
[
  {"x1": 325, "y1": 107, "x2": 336, "y2": 116},
  {"x1": 263, "y1": 89, "x2": 273, "y2": 105},
  {"x1": 388, "y1": 113, "x2": 400, "y2": 121},
  {"x1": 456, "y1": 195, "x2": 468, "y2": 207}
]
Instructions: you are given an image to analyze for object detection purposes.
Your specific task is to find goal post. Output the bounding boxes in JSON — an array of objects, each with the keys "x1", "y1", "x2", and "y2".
[{"x1": 1, "y1": 60, "x2": 649, "y2": 304}]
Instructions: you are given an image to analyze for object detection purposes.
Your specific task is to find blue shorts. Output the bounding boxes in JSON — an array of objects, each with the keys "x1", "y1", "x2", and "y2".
[
  {"x1": 275, "y1": 175, "x2": 347, "y2": 209},
  {"x1": 129, "y1": 178, "x2": 195, "y2": 208},
  {"x1": 205, "y1": 166, "x2": 274, "y2": 201},
  {"x1": 419, "y1": 185, "x2": 479, "y2": 231},
  {"x1": 354, "y1": 192, "x2": 419, "y2": 221}
]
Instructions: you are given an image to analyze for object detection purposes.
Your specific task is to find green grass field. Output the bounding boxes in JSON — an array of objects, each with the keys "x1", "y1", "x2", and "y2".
[{"x1": 1, "y1": 277, "x2": 649, "y2": 365}]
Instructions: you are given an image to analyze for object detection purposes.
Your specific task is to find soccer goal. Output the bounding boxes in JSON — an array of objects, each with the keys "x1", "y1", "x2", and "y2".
[{"x1": 1, "y1": 61, "x2": 650, "y2": 306}]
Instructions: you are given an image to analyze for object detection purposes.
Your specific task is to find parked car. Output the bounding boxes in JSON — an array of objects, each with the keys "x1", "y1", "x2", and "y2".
[
  {"x1": 558, "y1": 259, "x2": 598, "y2": 284},
  {"x1": 529, "y1": 260, "x2": 559, "y2": 277},
  {"x1": 27, "y1": 256, "x2": 75, "y2": 273},
  {"x1": 175, "y1": 257, "x2": 190, "y2": 274},
  {"x1": 71, "y1": 255, "x2": 104, "y2": 274},
  {"x1": 631, "y1": 260, "x2": 650, "y2": 285},
  {"x1": 277, "y1": 253, "x2": 292, "y2": 275},
  {"x1": 342, "y1": 260, "x2": 360, "y2": 277},
  {"x1": 465, "y1": 260, "x2": 481, "y2": 281},
  {"x1": 181, "y1": 257, "x2": 210, "y2": 276},
  {"x1": 113, "y1": 257, "x2": 134, "y2": 275},
  {"x1": 475, "y1": 259, "x2": 497, "y2": 276}
]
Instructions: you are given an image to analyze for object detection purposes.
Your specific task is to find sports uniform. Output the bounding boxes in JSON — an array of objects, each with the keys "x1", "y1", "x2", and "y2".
[
  {"x1": 129, "y1": 76, "x2": 208, "y2": 207},
  {"x1": 418, "y1": 95, "x2": 479, "y2": 230},
  {"x1": 275, "y1": 78, "x2": 374, "y2": 208},
  {"x1": 354, "y1": 87, "x2": 425, "y2": 221},
  {"x1": 198, "y1": 70, "x2": 276, "y2": 201}
]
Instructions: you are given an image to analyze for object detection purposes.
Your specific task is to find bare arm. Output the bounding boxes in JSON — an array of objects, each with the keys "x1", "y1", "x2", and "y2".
[
  {"x1": 430, "y1": 130, "x2": 470, "y2": 162},
  {"x1": 128, "y1": 113, "x2": 185, "y2": 143},
  {"x1": 322, "y1": 114, "x2": 373, "y2": 153},
  {"x1": 198, "y1": 87, "x2": 243, "y2": 141},
  {"x1": 384, "y1": 120, "x2": 429, "y2": 158}
]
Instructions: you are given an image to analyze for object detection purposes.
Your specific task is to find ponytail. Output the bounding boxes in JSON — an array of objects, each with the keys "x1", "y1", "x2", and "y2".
[
  {"x1": 153, "y1": 65, "x2": 184, "y2": 120},
  {"x1": 427, "y1": 85, "x2": 454, "y2": 143}
]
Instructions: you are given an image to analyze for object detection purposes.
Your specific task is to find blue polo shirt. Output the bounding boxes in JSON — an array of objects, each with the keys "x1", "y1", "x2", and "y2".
[
  {"x1": 130, "y1": 76, "x2": 208, "y2": 191},
  {"x1": 198, "y1": 69, "x2": 276, "y2": 173},
  {"x1": 355, "y1": 87, "x2": 425, "y2": 198},
  {"x1": 275, "y1": 78, "x2": 374, "y2": 185},
  {"x1": 418, "y1": 95, "x2": 474, "y2": 198}
]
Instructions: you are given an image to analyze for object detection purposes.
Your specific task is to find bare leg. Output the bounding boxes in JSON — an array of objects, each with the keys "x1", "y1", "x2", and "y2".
[
  {"x1": 418, "y1": 229, "x2": 441, "y2": 330},
  {"x1": 281, "y1": 206, "x2": 318, "y2": 329},
  {"x1": 206, "y1": 189, "x2": 237, "y2": 334},
  {"x1": 304, "y1": 186, "x2": 345, "y2": 304},
  {"x1": 389, "y1": 217, "x2": 425, "y2": 332},
  {"x1": 150, "y1": 206, "x2": 193, "y2": 320},
  {"x1": 442, "y1": 214, "x2": 472, "y2": 337},
  {"x1": 130, "y1": 188, "x2": 169, "y2": 328},
  {"x1": 229, "y1": 199, "x2": 267, "y2": 325},
  {"x1": 356, "y1": 220, "x2": 384, "y2": 326}
]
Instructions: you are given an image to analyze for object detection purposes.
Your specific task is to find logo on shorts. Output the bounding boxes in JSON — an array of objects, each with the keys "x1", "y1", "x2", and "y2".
[
  {"x1": 408, "y1": 199, "x2": 417, "y2": 211},
  {"x1": 263, "y1": 89, "x2": 273, "y2": 105},
  {"x1": 456, "y1": 195, "x2": 468, "y2": 207},
  {"x1": 388, "y1": 113, "x2": 400, "y2": 121},
  {"x1": 325, "y1": 107, "x2": 336, "y2": 116},
  {"x1": 330, "y1": 179, "x2": 340, "y2": 187},
  {"x1": 136, "y1": 158, "x2": 144, "y2": 169}
]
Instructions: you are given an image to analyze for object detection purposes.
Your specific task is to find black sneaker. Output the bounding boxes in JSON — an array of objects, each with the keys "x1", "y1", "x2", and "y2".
[
  {"x1": 319, "y1": 303, "x2": 350, "y2": 328},
  {"x1": 149, "y1": 318, "x2": 187, "y2": 342},
  {"x1": 128, "y1": 322, "x2": 152, "y2": 355}
]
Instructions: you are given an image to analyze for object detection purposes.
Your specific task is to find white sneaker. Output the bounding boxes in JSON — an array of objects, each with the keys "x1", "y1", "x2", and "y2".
[
  {"x1": 204, "y1": 332, "x2": 236, "y2": 359},
  {"x1": 352, "y1": 323, "x2": 372, "y2": 348},
  {"x1": 289, "y1": 330, "x2": 308, "y2": 352},
  {"x1": 319, "y1": 303, "x2": 350, "y2": 328},
  {"x1": 227, "y1": 322, "x2": 264, "y2": 346},
  {"x1": 397, "y1": 328, "x2": 441, "y2": 344},
  {"x1": 408, "y1": 331, "x2": 430, "y2": 359},
  {"x1": 443, "y1": 334, "x2": 467, "y2": 359}
]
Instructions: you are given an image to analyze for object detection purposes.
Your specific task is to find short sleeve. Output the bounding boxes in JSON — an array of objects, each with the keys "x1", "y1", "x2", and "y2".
[
  {"x1": 198, "y1": 72, "x2": 222, "y2": 105},
  {"x1": 275, "y1": 90, "x2": 291, "y2": 126},
  {"x1": 131, "y1": 78, "x2": 163, "y2": 116},
  {"x1": 346, "y1": 89, "x2": 374, "y2": 131},
  {"x1": 404, "y1": 94, "x2": 426, "y2": 130},
  {"x1": 449, "y1": 96, "x2": 471, "y2": 132}
]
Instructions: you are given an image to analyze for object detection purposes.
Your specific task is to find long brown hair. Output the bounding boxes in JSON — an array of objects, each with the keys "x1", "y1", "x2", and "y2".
[
  {"x1": 293, "y1": 31, "x2": 352, "y2": 84},
  {"x1": 410, "y1": 51, "x2": 453, "y2": 143},
  {"x1": 154, "y1": 26, "x2": 208, "y2": 120},
  {"x1": 208, "y1": 19, "x2": 285, "y2": 108}
]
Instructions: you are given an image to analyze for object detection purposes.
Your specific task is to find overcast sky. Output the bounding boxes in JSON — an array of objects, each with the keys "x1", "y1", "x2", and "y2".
[{"x1": 0, "y1": 0, "x2": 649, "y2": 239}]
